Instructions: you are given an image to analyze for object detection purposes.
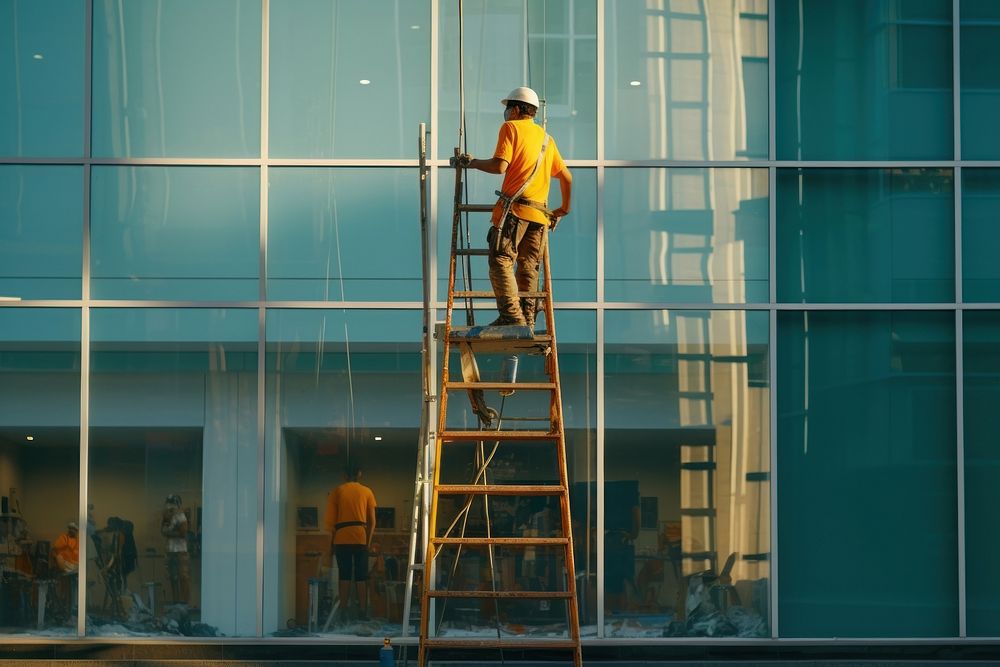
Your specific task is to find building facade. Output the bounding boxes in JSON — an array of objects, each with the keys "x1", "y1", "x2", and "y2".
[{"x1": 1, "y1": 0, "x2": 999, "y2": 650}]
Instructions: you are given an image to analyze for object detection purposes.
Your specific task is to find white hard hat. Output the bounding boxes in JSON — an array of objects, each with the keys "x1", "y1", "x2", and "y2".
[{"x1": 500, "y1": 86, "x2": 539, "y2": 109}]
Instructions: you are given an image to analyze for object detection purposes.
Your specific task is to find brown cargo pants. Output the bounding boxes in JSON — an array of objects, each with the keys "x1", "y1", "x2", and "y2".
[{"x1": 487, "y1": 213, "x2": 546, "y2": 327}]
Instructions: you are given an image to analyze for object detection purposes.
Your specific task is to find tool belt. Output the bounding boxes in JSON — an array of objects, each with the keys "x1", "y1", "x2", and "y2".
[{"x1": 334, "y1": 520, "x2": 367, "y2": 530}]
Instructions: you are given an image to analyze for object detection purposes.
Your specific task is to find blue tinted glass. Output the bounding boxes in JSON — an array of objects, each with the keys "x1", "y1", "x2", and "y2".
[
  {"x1": 964, "y1": 311, "x2": 1000, "y2": 635},
  {"x1": 92, "y1": 0, "x2": 261, "y2": 157},
  {"x1": 606, "y1": 168, "x2": 769, "y2": 304},
  {"x1": 0, "y1": 166, "x2": 82, "y2": 299},
  {"x1": 605, "y1": 309, "x2": 771, "y2": 637},
  {"x1": 88, "y1": 308, "x2": 258, "y2": 637},
  {"x1": 606, "y1": 0, "x2": 768, "y2": 160},
  {"x1": 439, "y1": 0, "x2": 596, "y2": 159},
  {"x1": 778, "y1": 310, "x2": 957, "y2": 637},
  {"x1": 269, "y1": 0, "x2": 429, "y2": 159},
  {"x1": 268, "y1": 168, "x2": 420, "y2": 301},
  {"x1": 961, "y1": 0, "x2": 1000, "y2": 159},
  {"x1": 776, "y1": 169, "x2": 954, "y2": 303},
  {"x1": 776, "y1": 0, "x2": 953, "y2": 160},
  {"x1": 962, "y1": 169, "x2": 1000, "y2": 302},
  {"x1": 436, "y1": 169, "x2": 596, "y2": 306},
  {"x1": 90, "y1": 166, "x2": 259, "y2": 300},
  {"x1": 0, "y1": 0, "x2": 84, "y2": 157}
]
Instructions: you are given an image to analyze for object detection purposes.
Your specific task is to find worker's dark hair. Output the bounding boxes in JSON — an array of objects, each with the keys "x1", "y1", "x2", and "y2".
[
  {"x1": 506, "y1": 101, "x2": 537, "y2": 118},
  {"x1": 346, "y1": 462, "x2": 361, "y2": 480}
]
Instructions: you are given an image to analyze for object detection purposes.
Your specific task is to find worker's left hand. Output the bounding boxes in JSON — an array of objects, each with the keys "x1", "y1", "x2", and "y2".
[{"x1": 449, "y1": 153, "x2": 473, "y2": 169}]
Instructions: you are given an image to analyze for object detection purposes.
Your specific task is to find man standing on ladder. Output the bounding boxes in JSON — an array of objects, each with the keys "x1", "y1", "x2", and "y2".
[{"x1": 453, "y1": 86, "x2": 573, "y2": 329}]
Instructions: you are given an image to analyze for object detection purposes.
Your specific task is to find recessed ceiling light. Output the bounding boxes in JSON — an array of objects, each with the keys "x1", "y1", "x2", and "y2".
[
  {"x1": 25, "y1": 435, "x2": 34, "y2": 441},
  {"x1": 629, "y1": 80, "x2": 641, "y2": 87},
  {"x1": 410, "y1": 25, "x2": 420, "y2": 30},
  {"x1": 360, "y1": 79, "x2": 371, "y2": 85},
  {"x1": 374, "y1": 436, "x2": 383, "y2": 441},
  {"x1": 33, "y1": 54, "x2": 43, "y2": 60}
]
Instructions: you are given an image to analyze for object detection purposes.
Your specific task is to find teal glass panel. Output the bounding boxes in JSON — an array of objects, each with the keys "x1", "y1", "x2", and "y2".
[
  {"x1": 0, "y1": 308, "x2": 80, "y2": 637},
  {"x1": 962, "y1": 169, "x2": 1000, "y2": 302},
  {"x1": 961, "y1": 1, "x2": 1000, "y2": 159},
  {"x1": 90, "y1": 166, "x2": 259, "y2": 300},
  {"x1": 91, "y1": 0, "x2": 261, "y2": 157},
  {"x1": 269, "y1": 0, "x2": 429, "y2": 159},
  {"x1": 436, "y1": 168, "x2": 597, "y2": 308},
  {"x1": 776, "y1": 169, "x2": 954, "y2": 303},
  {"x1": 268, "y1": 168, "x2": 420, "y2": 301},
  {"x1": 0, "y1": 0, "x2": 84, "y2": 157},
  {"x1": 965, "y1": 311, "x2": 1000, "y2": 635},
  {"x1": 606, "y1": 168, "x2": 769, "y2": 304},
  {"x1": 0, "y1": 166, "x2": 82, "y2": 299},
  {"x1": 439, "y1": 0, "x2": 596, "y2": 159},
  {"x1": 263, "y1": 309, "x2": 420, "y2": 637},
  {"x1": 777, "y1": 311, "x2": 957, "y2": 637},
  {"x1": 606, "y1": 0, "x2": 768, "y2": 160},
  {"x1": 88, "y1": 308, "x2": 258, "y2": 637},
  {"x1": 776, "y1": 0, "x2": 953, "y2": 160},
  {"x1": 605, "y1": 310, "x2": 771, "y2": 638}
]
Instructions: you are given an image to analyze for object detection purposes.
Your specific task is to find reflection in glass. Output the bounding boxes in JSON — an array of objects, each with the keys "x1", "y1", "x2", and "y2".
[
  {"x1": 268, "y1": 168, "x2": 421, "y2": 301},
  {"x1": 962, "y1": 169, "x2": 1000, "y2": 303},
  {"x1": 778, "y1": 311, "x2": 956, "y2": 637},
  {"x1": 439, "y1": 0, "x2": 596, "y2": 159},
  {"x1": 776, "y1": 0, "x2": 952, "y2": 160},
  {"x1": 0, "y1": 166, "x2": 82, "y2": 300},
  {"x1": 264, "y1": 309, "x2": 421, "y2": 637},
  {"x1": 269, "y1": 0, "x2": 429, "y2": 158},
  {"x1": 0, "y1": 309, "x2": 80, "y2": 636},
  {"x1": 88, "y1": 308, "x2": 258, "y2": 637},
  {"x1": 776, "y1": 169, "x2": 954, "y2": 304},
  {"x1": 91, "y1": 0, "x2": 261, "y2": 157},
  {"x1": 90, "y1": 166, "x2": 259, "y2": 301},
  {"x1": 964, "y1": 311, "x2": 1000, "y2": 635},
  {"x1": 605, "y1": 310, "x2": 770, "y2": 638},
  {"x1": 606, "y1": 0, "x2": 768, "y2": 160},
  {"x1": 0, "y1": 0, "x2": 85, "y2": 157},
  {"x1": 605, "y1": 168, "x2": 768, "y2": 304},
  {"x1": 961, "y1": 1, "x2": 1000, "y2": 159}
]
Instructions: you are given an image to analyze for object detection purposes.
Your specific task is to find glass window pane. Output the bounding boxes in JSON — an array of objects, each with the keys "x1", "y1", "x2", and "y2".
[
  {"x1": 964, "y1": 311, "x2": 1000, "y2": 635},
  {"x1": 776, "y1": 168, "x2": 954, "y2": 303},
  {"x1": 87, "y1": 308, "x2": 258, "y2": 637},
  {"x1": 961, "y1": 0, "x2": 1000, "y2": 159},
  {"x1": 777, "y1": 310, "x2": 957, "y2": 637},
  {"x1": 962, "y1": 169, "x2": 1000, "y2": 303},
  {"x1": 606, "y1": 168, "x2": 768, "y2": 304},
  {"x1": 90, "y1": 166, "x2": 259, "y2": 301},
  {"x1": 776, "y1": 0, "x2": 953, "y2": 160},
  {"x1": 263, "y1": 309, "x2": 421, "y2": 637},
  {"x1": 268, "y1": 168, "x2": 421, "y2": 301},
  {"x1": 91, "y1": 0, "x2": 261, "y2": 157},
  {"x1": 0, "y1": 166, "x2": 82, "y2": 299},
  {"x1": 439, "y1": 0, "x2": 596, "y2": 160},
  {"x1": 0, "y1": 308, "x2": 80, "y2": 637},
  {"x1": 269, "y1": 0, "x2": 429, "y2": 159},
  {"x1": 605, "y1": 310, "x2": 771, "y2": 638},
  {"x1": 0, "y1": 0, "x2": 84, "y2": 157},
  {"x1": 606, "y1": 0, "x2": 768, "y2": 160}
]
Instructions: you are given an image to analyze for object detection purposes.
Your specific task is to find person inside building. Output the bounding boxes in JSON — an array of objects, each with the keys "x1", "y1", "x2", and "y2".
[
  {"x1": 324, "y1": 462, "x2": 377, "y2": 622},
  {"x1": 452, "y1": 86, "x2": 573, "y2": 329},
  {"x1": 52, "y1": 521, "x2": 79, "y2": 574},
  {"x1": 160, "y1": 494, "x2": 190, "y2": 605}
]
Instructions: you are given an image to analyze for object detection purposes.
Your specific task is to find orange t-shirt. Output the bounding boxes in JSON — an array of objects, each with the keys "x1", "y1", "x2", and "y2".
[
  {"x1": 52, "y1": 533, "x2": 79, "y2": 568},
  {"x1": 323, "y1": 481, "x2": 377, "y2": 545},
  {"x1": 491, "y1": 118, "x2": 566, "y2": 226}
]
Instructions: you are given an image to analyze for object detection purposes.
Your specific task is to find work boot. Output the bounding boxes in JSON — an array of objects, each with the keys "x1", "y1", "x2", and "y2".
[{"x1": 489, "y1": 314, "x2": 526, "y2": 327}]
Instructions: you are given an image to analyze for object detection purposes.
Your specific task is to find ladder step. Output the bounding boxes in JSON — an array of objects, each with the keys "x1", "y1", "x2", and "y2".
[
  {"x1": 432, "y1": 537, "x2": 569, "y2": 546},
  {"x1": 456, "y1": 203, "x2": 495, "y2": 213},
  {"x1": 441, "y1": 430, "x2": 556, "y2": 441},
  {"x1": 423, "y1": 638, "x2": 578, "y2": 650},
  {"x1": 680, "y1": 461, "x2": 716, "y2": 471},
  {"x1": 436, "y1": 484, "x2": 566, "y2": 496},
  {"x1": 427, "y1": 590, "x2": 574, "y2": 599},
  {"x1": 680, "y1": 508, "x2": 717, "y2": 517},
  {"x1": 453, "y1": 290, "x2": 548, "y2": 299},
  {"x1": 445, "y1": 381, "x2": 556, "y2": 391}
]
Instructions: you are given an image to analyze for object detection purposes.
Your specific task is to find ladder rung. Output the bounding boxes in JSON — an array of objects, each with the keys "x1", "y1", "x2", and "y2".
[
  {"x1": 680, "y1": 508, "x2": 717, "y2": 517},
  {"x1": 427, "y1": 590, "x2": 574, "y2": 599},
  {"x1": 441, "y1": 430, "x2": 556, "y2": 441},
  {"x1": 436, "y1": 484, "x2": 566, "y2": 496},
  {"x1": 680, "y1": 461, "x2": 716, "y2": 471},
  {"x1": 455, "y1": 248, "x2": 491, "y2": 256},
  {"x1": 423, "y1": 638, "x2": 578, "y2": 650},
  {"x1": 456, "y1": 203, "x2": 495, "y2": 213},
  {"x1": 453, "y1": 290, "x2": 548, "y2": 299},
  {"x1": 446, "y1": 381, "x2": 556, "y2": 391},
  {"x1": 432, "y1": 537, "x2": 569, "y2": 546}
]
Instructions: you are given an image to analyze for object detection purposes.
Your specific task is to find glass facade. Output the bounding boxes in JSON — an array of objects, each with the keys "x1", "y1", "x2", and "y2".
[{"x1": 0, "y1": 0, "x2": 998, "y2": 647}]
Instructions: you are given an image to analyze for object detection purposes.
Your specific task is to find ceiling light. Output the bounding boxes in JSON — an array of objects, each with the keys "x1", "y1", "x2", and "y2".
[
  {"x1": 26, "y1": 435, "x2": 34, "y2": 441},
  {"x1": 629, "y1": 80, "x2": 641, "y2": 87},
  {"x1": 410, "y1": 25, "x2": 420, "y2": 30},
  {"x1": 374, "y1": 436, "x2": 383, "y2": 441},
  {"x1": 360, "y1": 79, "x2": 371, "y2": 85},
  {"x1": 33, "y1": 54, "x2": 43, "y2": 60}
]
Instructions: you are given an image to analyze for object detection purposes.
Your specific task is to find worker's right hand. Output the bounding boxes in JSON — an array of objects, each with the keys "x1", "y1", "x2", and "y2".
[{"x1": 449, "y1": 153, "x2": 473, "y2": 169}]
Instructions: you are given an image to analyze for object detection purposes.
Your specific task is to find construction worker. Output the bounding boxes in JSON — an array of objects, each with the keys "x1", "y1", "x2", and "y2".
[
  {"x1": 324, "y1": 462, "x2": 377, "y2": 622},
  {"x1": 453, "y1": 86, "x2": 572, "y2": 328},
  {"x1": 52, "y1": 521, "x2": 80, "y2": 573}
]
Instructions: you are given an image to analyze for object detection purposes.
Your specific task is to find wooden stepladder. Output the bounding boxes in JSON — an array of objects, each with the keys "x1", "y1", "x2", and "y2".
[{"x1": 416, "y1": 153, "x2": 582, "y2": 667}]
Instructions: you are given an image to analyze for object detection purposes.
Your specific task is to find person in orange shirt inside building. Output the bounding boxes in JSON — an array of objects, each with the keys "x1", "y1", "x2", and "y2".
[
  {"x1": 52, "y1": 521, "x2": 79, "y2": 573},
  {"x1": 324, "y1": 462, "x2": 377, "y2": 622}
]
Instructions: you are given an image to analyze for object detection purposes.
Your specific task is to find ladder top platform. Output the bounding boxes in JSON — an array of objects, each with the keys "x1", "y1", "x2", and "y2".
[{"x1": 447, "y1": 324, "x2": 552, "y2": 354}]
